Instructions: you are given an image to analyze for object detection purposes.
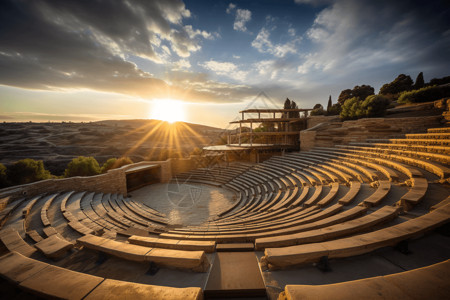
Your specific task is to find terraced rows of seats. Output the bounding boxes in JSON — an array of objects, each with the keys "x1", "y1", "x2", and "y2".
[{"x1": 0, "y1": 126, "x2": 449, "y2": 299}]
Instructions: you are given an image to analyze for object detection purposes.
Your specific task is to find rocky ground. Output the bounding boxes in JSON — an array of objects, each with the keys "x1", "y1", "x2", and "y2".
[{"x1": 0, "y1": 119, "x2": 225, "y2": 176}]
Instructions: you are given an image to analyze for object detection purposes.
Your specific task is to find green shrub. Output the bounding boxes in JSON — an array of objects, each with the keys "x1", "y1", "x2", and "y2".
[
  {"x1": 7, "y1": 159, "x2": 51, "y2": 185},
  {"x1": 310, "y1": 107, "x2": 325, "y2": 116},
  {"x1": 398, "y1": 85, "x2": 450, "y2": 104},
  {"x1": 340, "y1": 97, "x2": 362, "y2": 120},
  {"x1": 379, "y1": 74, "x2": 413, "y2": 96},
  {"x1": 340, "y1": 95, "x2": 390, "y2": 120},
  {"x1": 361, "y1": 95, "x2": 390, "y2": 117},
  {"x1": 0, "y1": 163, "x2": 9, "y2": 188},
  {"x1": 64, "y1": 156, "x2": 100, "y2": 177},
  {"x1": 101, "y1": 157, "x2": 133, "y2": 173}
]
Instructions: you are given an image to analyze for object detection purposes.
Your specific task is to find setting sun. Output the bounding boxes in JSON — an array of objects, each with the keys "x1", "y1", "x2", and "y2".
[{"x1": 150, "y1": 99, "x2": 186, "y2": 123}]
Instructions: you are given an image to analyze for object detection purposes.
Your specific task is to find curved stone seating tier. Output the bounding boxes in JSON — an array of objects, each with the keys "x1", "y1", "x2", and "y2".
[
  {"x1": 316, "y1": 182, "x2": 340, "y2": 207},
  {"x1": 160, "y1": 205, "x2": 370, "y2": 243},
  {"x1": 26, "y1": 230, "x2": 44, "y2": 243},
  {"x1": 292, "y1": 152, "x2": 367, "y2": 182},
  {"x1": 0, "y1": 197, "x2": 26, "y2": 228},
  {"x1": 34, "y1": 233, "x2": 74, "y2": 259},
  {"x1": 128, "y1": 235, "x2": 216, "y2": 253},
  {"x1": 279, "y1": 259, "x2": 450, "y2": 300},
  {"x1": 337, "y1": 181, "x2": 361, "y2": 205},
  {"x1": 362, "y1": 180, "x2": 391, "y2": 207},
  {"x1": 77, "y1": 234, "x2": 210, "y2": 272},
  {"x1": 40, "y1": 193, "x2": 60, "y2": 227},
  {"x1": 312, "y1": 149, "x2": 399, "y2": 181},
  {"x1": 405, "y1": 132, "x2": 450, "y2": 140},
  {"x1": 21, "y1": 195, "x2": 41, "y2": 221},
  {"x1": 390, "y1": 138, "x2": 450, "y2": 147},
  {"x1": 174, "y1": 205, "x2": 322, "y2": 234},
  {"x1": 260, "y1": 201, "x2": 450, "y2": 270},
  {"x1": 255, "y1": 205, "x2": 399, "y2": 250},
  {"x1": 303, "y1": 185, "x2": 323, "y2": 207},
  {"x1": 0, "y1": 251, "x2": 203, "y2": 300},
  {"x1": 0, "y1": 228, "x2": 37, "y2": 257},
  {"x1": 345, "y1": 142, "x2": 450, "y2": 164},
  {"x1": 162, "y1": 205, "x2": 345, "y2": 241},
  {"x1": 397, "y1": 177, "x2": 429, "y2": 211},
  {"x1": 334, "y1": 146, "x2": 450, "y2": 179},
  {"x1": 119, "y1": 196, "x2": 168, "y2": 225}
]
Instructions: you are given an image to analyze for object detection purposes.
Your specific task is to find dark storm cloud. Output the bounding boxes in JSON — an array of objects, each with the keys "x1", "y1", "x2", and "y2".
[{"x1": 0, "y1": 0, "x2": 230, "y2": 101}]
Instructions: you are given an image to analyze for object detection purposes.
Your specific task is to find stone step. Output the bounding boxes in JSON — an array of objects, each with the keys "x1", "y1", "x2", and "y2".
[{"x1": 204, "y1": 252, "x2": 266, "y2": 298}]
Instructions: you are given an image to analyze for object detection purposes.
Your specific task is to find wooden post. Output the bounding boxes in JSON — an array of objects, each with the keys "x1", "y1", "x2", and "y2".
[
  {"x1": 250, "y1": 122, "x2": 253, "y2": 146},
  {"x1": 239, "y1": 122, "x2": 242, "y2": 146}
]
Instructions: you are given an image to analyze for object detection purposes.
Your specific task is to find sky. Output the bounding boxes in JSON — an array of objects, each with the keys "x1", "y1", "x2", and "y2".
[{"x1": 0, "y1": 0, "x2": 449, "y2": 128}]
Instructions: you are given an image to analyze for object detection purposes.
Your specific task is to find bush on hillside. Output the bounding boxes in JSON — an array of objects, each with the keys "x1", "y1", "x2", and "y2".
[
  {"x1": 398, "y1": 85, "x2": 450, "y2": 104},
  {"x1": 340, "y1": 97, "x2": 362, "y2": 120},
  {"x1": 7, "y1": 159, "x2": 51, "y2": 185},
  {"x1": 0, "y1": 163, "x2": 9, "y2": 188},
  {"x1": 64, "y1": 156, "x2": 100, "y2": 177},
  {"x1": 379, "y1": 74, "x2": 413, "y2": 96},
  {"x1": 340, "y1": 95, "x2": 390, "y2": 120},
  {"x1": 361, "y1": 95, "x2": 391, "y2": 118},
  {"x1": 101, "y1": 157, "x2": 134, "y2": 173},
  {"x1": 337, "y1": 85, "x2": 375, "y2": 105}
]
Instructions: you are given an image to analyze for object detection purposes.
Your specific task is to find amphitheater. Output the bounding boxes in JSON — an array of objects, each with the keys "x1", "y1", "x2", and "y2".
[{"x1": 0, "y1": 109, "x2": 449, "y2": 299}]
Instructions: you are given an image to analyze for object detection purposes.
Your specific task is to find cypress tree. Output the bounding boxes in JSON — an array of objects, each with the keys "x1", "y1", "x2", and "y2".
[{"x1": 414, "y1": 72, "x2": 425, "y2": 89}]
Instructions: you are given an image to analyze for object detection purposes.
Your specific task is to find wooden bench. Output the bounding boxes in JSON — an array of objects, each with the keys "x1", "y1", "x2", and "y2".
[
  {"x1": 280, "y1": 259, "x2": 450, "y2": 300},
  {"x1": 0, "y1": 251, "x2": 203, "y2": 300},
  {"x1": 261, "y1": 202, "x2": 450, "y2": 270}
]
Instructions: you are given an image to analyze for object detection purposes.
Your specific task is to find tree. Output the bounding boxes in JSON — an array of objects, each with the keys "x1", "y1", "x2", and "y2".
[
  {"x1": 310, "y1": 103, "x2": 325, "y2": 116},
  {"x1": 290, "y1": 100, "x2": 300, "y2": 118},
  {"x1": 413, "y1": 72, "x2": 425, "y2": 90},
  {"x1": 326, "y1": 95, "x2": 332, "y2": 113},
  {"x1": 283, "y1": 98, "x2": 291, "y2": 110},
  {"x1": 379, "y1": 74, "x2": 413, "y2": 96},
  {"x1": 337, "y1": 85, "x2": 375, "y2": 105},
  {"x1": 7, "y1": 159, "x2": 51, "y2": 185},
  {"x1": 340, "y1": 97, "x2": 362, "y2": 120},
  {"x1": 398, "y1": 85, "x2": 450, "y2": 104},
  {"x1": 337, "y1": 89, "x2": 352, "y2": 105},
  {"x1": 0, "y1": 163, "x2": 9, "y2": 188},
  {"x1": 362, "y1": 95, "x2": 390, "y2": 118},
  {"x1": 101, "y1": 157, "x2": 133, "y2": 173},
  {"x1": 340, "y1": 95, "x2": 390, "y2": 120},
  {"x1": 64, "y1": 156, "x2": 100, "y2": 177},
  {"x1": 428, "y1": 76, "x2": 450, "y2": 86}
]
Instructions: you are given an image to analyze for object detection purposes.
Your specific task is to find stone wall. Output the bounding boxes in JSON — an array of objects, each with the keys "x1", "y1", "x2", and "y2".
[
  {"x1": 307, "y1": 115, "x2": 340, "y2": 129},
  {"x1": 300, "y1": 115, "x2": 443, "y2": 151},
  {"x1": 0, "y1": 167, "x2": 127, "y2": 201},
  {"x1": 0, "y1": 160, "x2": 175, "y2": 201}
]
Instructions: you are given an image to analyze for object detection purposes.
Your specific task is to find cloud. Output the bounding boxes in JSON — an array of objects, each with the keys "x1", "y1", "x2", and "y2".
[
  {"x1": 294, "y1": 0, "x2": 334, "y2": 5},
  {"x1": 252, "y1": 28, "x2": 301, "y2": 57},
  {"x1": 199, "y1": 60, "x2": 248, "y2": 81},
  {"x1": 234, "y1": 9, "x2": 252, "y2": 32},
  {"x1": 226, "y1": 3, "x2": 236, "y2": 14},
  {"x1": 0, "y1": 0, "x2": 219, "y2": 101},
  {"x1": 226, "y1": 3, "x2": 252, "y2": 32},
  {"x1": 298, "y1": 0, "x2": 450, "y2": 76}
]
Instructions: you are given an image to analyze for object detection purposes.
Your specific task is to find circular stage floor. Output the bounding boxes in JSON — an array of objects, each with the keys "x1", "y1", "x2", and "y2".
[{"x1": 128, "y1": 183, "x2": 236, "y2": 226}]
